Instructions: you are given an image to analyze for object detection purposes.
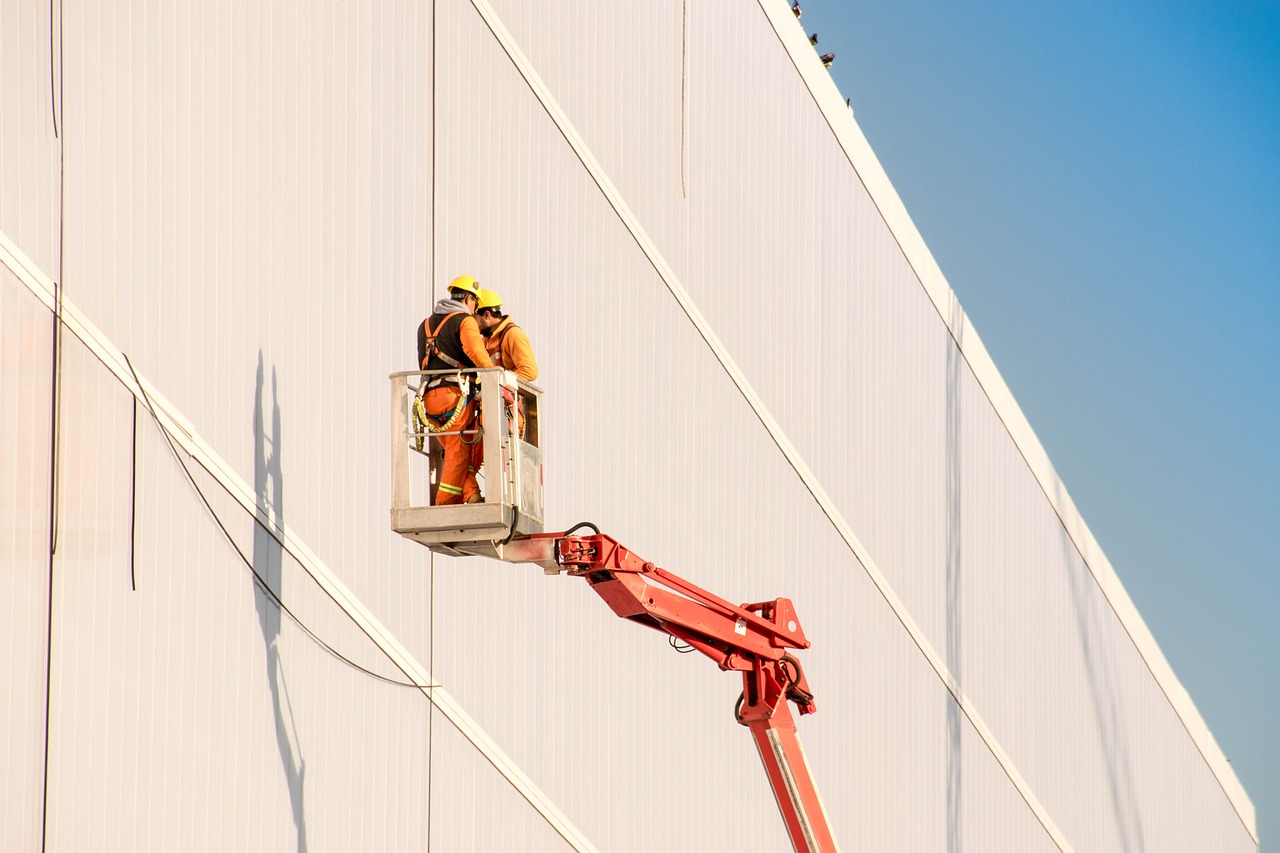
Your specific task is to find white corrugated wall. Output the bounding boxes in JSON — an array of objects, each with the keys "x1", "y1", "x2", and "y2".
[{"x1": 1, "y1": 0, "x2": 1254, "y2": 850}]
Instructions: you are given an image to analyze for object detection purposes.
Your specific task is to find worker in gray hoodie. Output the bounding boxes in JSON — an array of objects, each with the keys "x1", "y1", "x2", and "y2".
[{"x1": 415, "y1": 275, "x2": 494, "y2": 504}]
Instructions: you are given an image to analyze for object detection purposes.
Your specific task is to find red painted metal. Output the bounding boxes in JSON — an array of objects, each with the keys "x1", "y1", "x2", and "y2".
[{"x1": 533, "y1": 531, "x2": 838, "y2": 852}]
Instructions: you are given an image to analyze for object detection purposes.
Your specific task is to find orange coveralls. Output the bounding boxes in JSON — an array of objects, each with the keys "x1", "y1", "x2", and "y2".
[
  {"x1": 485, "y1": 318, "x2": 538, "y2": 383},
  {"x1": 423, "y1": 315, "x2": 493, "y2": 504},
  {"x1": 471, "y1": 318, "x2": 538, "y2": 473}
]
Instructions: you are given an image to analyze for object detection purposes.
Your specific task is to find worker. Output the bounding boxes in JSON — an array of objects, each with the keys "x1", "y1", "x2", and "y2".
[
  {"x1": 475, "y1": 289, "x2": 538, "y2": 382},
  {"x1": 416, "y1": 275, "x2": 494, "y2": 505},
  {"x1": 471, "y1": 289, "x2": 539, "y2": 473}
]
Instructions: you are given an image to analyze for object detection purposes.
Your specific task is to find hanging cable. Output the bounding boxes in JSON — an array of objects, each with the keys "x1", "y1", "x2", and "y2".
[
  {"x1": 499, "y1": 506, "x2": 521, "y2": 545},
  {"x1": 130, "y1": 396, "x2": 137, "y2": 591},
  {"x1": 562, "y1": 521, "x2": 600, "y2": 536},
  {"x1": 681, "y1": 0, "x2": 689, "y2": 199},
  {"x1": 122, "y1": 354, "x2": 436, "y2": 690},
  {"x1": 46, "y1": 0, "x2": 64, "y2": 139},
  {"x1": 41, "y1": 5, "x2": 66, "y2": 846}
]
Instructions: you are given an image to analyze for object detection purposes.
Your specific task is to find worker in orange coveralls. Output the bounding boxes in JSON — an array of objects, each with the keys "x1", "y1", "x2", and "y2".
[
  {"x1": 475, "y1": 289, "x2": 538, "y2": 382},
  {"x1": 471, "y1": 288, "x2": 539, "y2": 473},
  {"x1": 416, "y1": 275, "x2": 494, "y2": 505}
]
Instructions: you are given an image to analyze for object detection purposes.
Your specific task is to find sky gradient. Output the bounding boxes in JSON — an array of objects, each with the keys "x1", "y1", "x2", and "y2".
[{"x1": 806, "y1": 0, "x2": 1278, "y2": 845}]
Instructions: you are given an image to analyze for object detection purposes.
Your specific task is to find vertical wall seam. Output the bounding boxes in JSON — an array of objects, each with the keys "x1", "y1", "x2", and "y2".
[{"x1": 427, "y1": 3, "x2": 438, "y2": 847}]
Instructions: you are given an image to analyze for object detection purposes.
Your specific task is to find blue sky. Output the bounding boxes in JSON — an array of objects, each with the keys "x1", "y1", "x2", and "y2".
[{"x1": 806, "y1": 0, "x2": 1278, "y2": 844}]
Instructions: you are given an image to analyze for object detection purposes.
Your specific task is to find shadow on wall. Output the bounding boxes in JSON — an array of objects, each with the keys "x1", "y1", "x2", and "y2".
[
  {"x1": 945, "y1": 319, "x2": 963, "y2": 853},
  {"x1": 1063, "y1": 478, "x2": 1145, "y2": 853},
  {"x1": 253, "y1": 353, "x2": 309, "y2": 852},
  {"x1": 945, "y1": 310, "x2": 1145, "y2": 851}
]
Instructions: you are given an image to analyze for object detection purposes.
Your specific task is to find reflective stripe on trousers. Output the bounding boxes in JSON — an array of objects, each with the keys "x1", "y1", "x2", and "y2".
[{"x1": 425, "y1": 386, "x2": 480, "y2": 505}]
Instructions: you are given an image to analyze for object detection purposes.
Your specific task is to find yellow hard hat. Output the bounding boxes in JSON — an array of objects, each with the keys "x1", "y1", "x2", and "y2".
[
  {"x1": 477, "y1": 288, "x2": 504, "y2": 312},
  {"x1": 448, "y1": 275, "x2": 481, "y2": 300}
]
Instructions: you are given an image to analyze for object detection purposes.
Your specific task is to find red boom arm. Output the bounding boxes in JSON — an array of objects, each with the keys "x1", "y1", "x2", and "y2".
[{"x1": 527, "y1": 529, "x2": 839, "y2": 853}]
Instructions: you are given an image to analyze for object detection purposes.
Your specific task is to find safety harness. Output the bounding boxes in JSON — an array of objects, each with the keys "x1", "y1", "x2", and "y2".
[
  {"x1": 420, "y1": 312, "x2": 465, "y2": 372},
  {"x1": 414, "y1": 312, "x2": 477, "y2": 447}
]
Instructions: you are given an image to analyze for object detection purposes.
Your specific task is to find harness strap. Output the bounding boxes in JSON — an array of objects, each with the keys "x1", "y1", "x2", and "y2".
[
  {"x1": 488, "y1": 321, "x2": 520, "y2": 365},
  {"x1": 421, "y1": 390, "x2": 470, "y2": 434},
  {"x1": 420, "y1": 312, "x2": 465, "y2": 370}
]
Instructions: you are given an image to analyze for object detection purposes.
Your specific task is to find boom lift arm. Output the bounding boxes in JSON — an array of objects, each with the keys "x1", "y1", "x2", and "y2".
[
  {"x1": 515, "y1": 525, "x2": 839, "y2": 853},
  {"x1": 391, "y1": 373, "x2": 836, "y2": 848}
]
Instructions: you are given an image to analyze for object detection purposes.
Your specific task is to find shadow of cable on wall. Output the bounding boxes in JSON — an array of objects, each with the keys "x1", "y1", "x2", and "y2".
[
  {"x1": 253, "y1": 353, "x2": 309, "y2": 852},
  {"x1": 1061, "y1": 475, "x2": 1146, "y2": 853}
]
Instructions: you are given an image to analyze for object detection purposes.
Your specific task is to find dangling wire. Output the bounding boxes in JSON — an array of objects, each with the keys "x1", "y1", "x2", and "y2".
[
  {"x1": 42, "y1": 4, "x2": 66, "y2": 846},
  {"x1": 130, "y1": 396, "x2": 138, "y2": 591},
  {"x1": 681, "y1": 0, "x2": 689, "y2": 199},
  {"x1": 122, "y1": 353, "x2": 435, "y2": 689},
  {"x1": 49, "y1": 0, "x2": 60, "y2": 139},
  {"x1": 668, "y1": 635, "x2": 695, "y2": 654}
]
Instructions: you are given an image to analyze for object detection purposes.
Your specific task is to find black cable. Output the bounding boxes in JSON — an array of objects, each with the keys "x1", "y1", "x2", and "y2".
[
  {"x1": 48, "y1": 0, "x2": 58, "y2": 139},
  {"x1": 130, "y1": 396, "x2": 137, "y2": 591},
  {"x1": 40, "y1": 337, "x2": 56, "y2": 853},
  {"x1": 50, "y1": 0, "x2": 65, "y2": 558},
  {"x1": 123, "y1": 354, "x2": 433, "y2": 690},
  {"x1": 680, "y1": 0, "x2": 688, "y2": 199},
  {"x1": 779, "y1": 654, "x2": 799, "y2": 686},
  {"x1": 562, "y1": 521, "x2": 600, "y2": 537},
  {"x1": 41, "y1": 11, "x2": 65, "y2": 844},
  {"x1": 668, "y1": 635, "x2": 695, "y2": 654},
  {"x1": 499, "y1": 506, "x2": 520, "y2": 545}
]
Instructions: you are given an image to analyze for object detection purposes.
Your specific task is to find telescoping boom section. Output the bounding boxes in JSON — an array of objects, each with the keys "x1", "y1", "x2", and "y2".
[{"x1": 505, "y1": 527, "x2": 840, "y2": 853}]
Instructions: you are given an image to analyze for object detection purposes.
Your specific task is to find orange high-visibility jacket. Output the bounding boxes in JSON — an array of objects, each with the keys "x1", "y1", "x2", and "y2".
[{"x1": 485, "y1": 318, "x2": 538, "y2": 382}]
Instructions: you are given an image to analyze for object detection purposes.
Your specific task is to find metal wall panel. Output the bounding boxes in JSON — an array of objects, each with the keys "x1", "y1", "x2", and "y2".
[
  {"x1": 950, "y1": 371, "x2": 1252, "y2": 852},
  {"x1": 42, "y1": 333, "x2": 436, "y2": 850},
  {"x1": 2, "y1": 0, "x2": 1254, "y2": 849},
  {"x1": 428, "y1": 719, "x2": 585, "y2": 852},
  {"x1": 0, "y1": 0, "x2": 61, "y2": 276},
  {"x1": 427, "y1": 6, "x2": 1071, "y2": 849},
  {"x1": 57, "y1": 0, "x2": 436, "y2": 668},
  {"x1": 432, "y1": 1, "x2": 1252, "y2": 850},
  {"x1": 5, "y1": 0, "x2": 593, "y2": 848}
]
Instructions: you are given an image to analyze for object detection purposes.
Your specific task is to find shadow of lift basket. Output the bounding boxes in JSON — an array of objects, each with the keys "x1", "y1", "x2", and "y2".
[{"x1": 390, "y1": 369, "x2": 545, "y2": 560}]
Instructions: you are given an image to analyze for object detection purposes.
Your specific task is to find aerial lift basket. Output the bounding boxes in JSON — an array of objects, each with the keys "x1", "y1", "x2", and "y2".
[{"x1": 389, "y1": 368, "x2": 544, "y2": 559}]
